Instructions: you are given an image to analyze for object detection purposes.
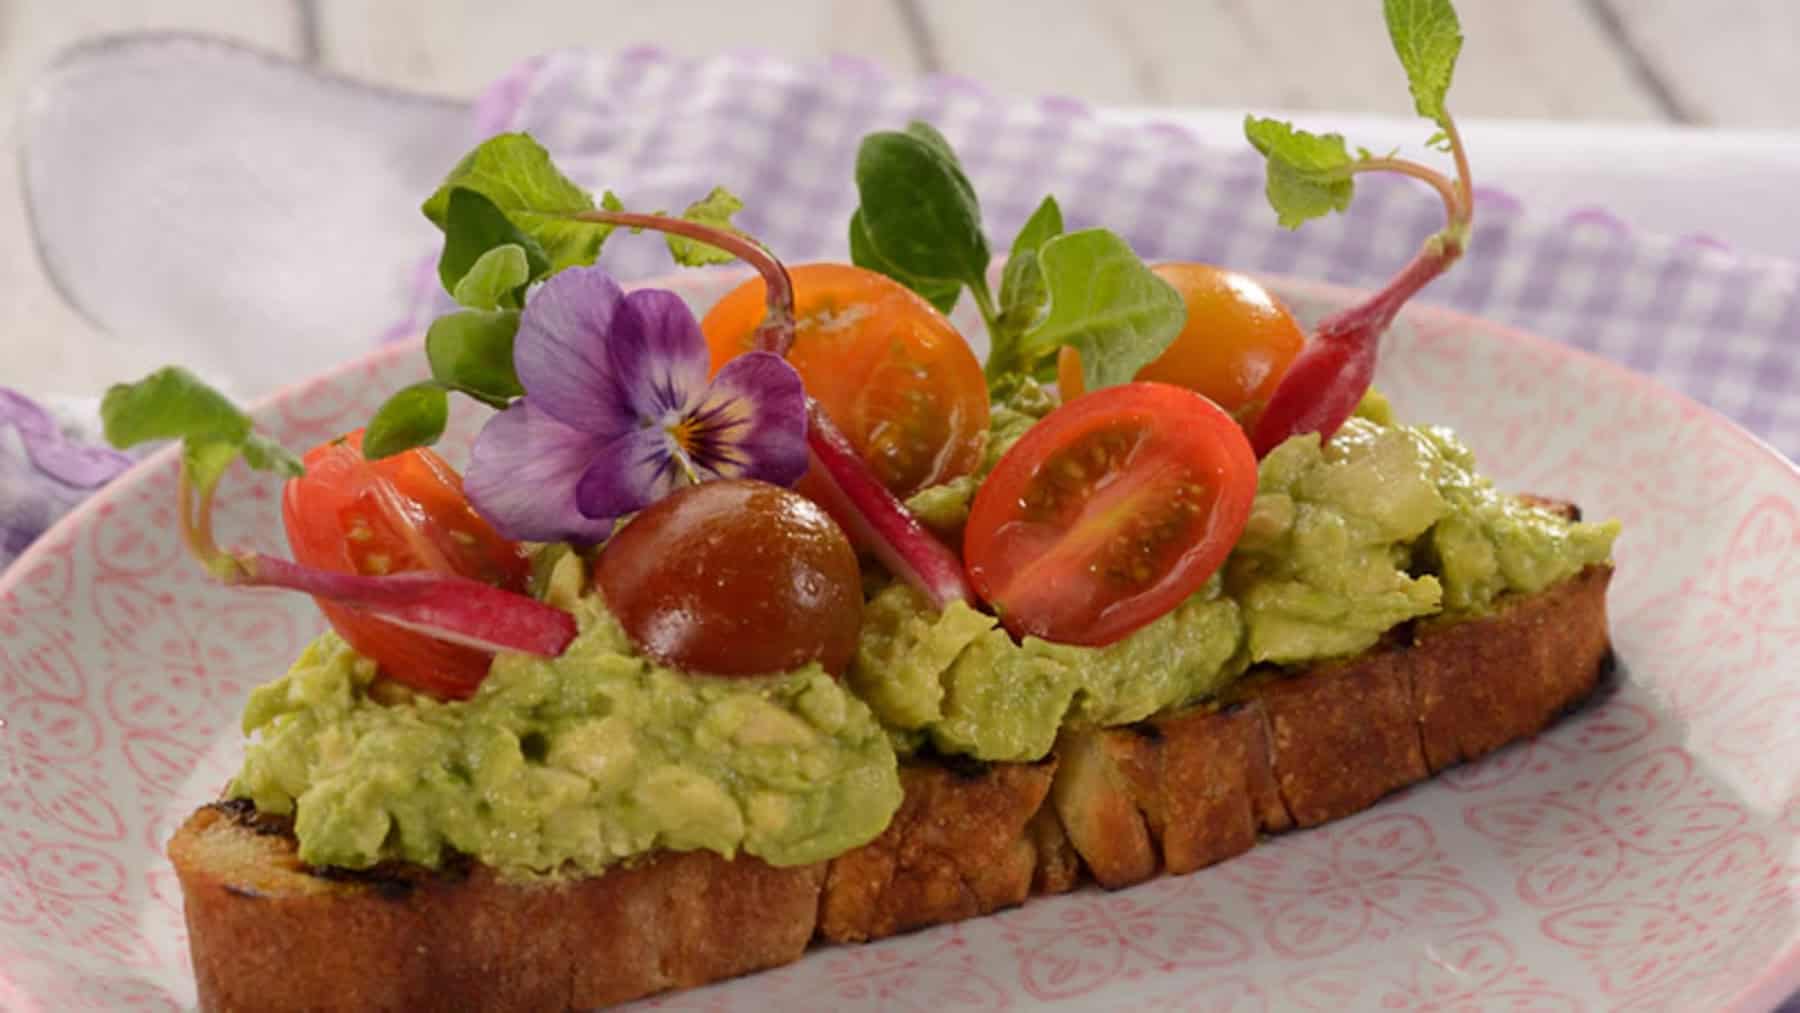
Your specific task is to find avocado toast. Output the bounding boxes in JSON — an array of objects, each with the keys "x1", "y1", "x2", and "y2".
[{"x1": 97, "y1": 3, "x2": 1629, "y2": 1008}]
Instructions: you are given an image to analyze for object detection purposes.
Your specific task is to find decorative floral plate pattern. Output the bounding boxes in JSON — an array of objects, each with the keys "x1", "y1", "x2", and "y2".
[{"x1": 1, "y1": 276, "x2": 1796, "y2": 1012}]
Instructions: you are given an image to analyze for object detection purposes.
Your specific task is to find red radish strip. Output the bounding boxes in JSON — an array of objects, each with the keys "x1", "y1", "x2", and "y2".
[
  {"x1": 802, "y1": 405, "x2": 973, "y2": 610},
  {"x1": 1249, "y1": 243, "x2": 1450, "y2": 458},
  {"x1": 234, "y1": 553, "x2": 577, "y2": 657}
]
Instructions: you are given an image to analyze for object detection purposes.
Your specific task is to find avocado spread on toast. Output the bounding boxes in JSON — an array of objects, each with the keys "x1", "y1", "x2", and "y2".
[{"x1": 230, "y1": 405, "x2": 1615, "y2": 875}]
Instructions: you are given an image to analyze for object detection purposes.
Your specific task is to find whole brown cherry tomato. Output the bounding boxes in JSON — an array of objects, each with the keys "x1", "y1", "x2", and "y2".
[{"x1": 595, "y1": 479, "x2": 862, "y2": 677}]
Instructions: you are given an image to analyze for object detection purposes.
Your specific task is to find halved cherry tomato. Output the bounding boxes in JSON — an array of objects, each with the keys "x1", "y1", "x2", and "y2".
[
  {"x1": 1059, "y1": 264, "x2": 1305, "y2": 423},
  {"x1": 701, "y1": 263, "x2": 989, "y2": 499},
  {"x1": 282, "y1": 430, "x2": 531, "y2": 697},
  {"x1": 963, "y1": 382, "x2": 1257, "y2": 647}
]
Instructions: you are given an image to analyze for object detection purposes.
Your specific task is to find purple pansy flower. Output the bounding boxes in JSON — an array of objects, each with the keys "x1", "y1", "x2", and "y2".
[{"x1": 465, "y1": 267, "x2": 808, "y2": 543}]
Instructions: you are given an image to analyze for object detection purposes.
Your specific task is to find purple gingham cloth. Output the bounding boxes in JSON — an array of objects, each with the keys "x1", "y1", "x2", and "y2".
[{"x1": 5, "y1": 49, "x2": 1799, "y2": 575}]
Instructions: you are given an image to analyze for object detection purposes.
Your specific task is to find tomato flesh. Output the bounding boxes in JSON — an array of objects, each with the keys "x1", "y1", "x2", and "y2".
[
  {"x1": 282, "y1": 431, "x2": 531, "y2": 697},
  {"x1": 1059, "y1": 263, "x2": 1305, "y2": 424},
  {"x1": 701, "y1": 263, "x2": 989, "y2": 499},
  {"x1": 963, "y1": 383, "x2": 1257, "y2": 646}
]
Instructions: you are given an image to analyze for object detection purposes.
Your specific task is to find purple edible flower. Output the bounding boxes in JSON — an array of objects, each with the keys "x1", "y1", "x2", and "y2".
[{"x1": 464, "y1": 267, "x2": 807, "y2": 542}]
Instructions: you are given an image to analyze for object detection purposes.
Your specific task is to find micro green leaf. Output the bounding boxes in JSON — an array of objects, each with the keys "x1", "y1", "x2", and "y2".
[
  {"x1": 1017, "y1": 229, "x2": 1186, "y2": 392},
  {"x1": 363, "y1": 382, "x2": 451, "y2": 460},
  {"x1": 666, "y1": 187, "x2": 746, "y2": 267},
  {"x1": 426, "y1": 309, "x2": 525, "y2": 408},
  {"x1": 100, "y1": 367, "x2": 302, "y2": 488},
  {"x1": 996, "y1": 195, "x2": 1064, "y2": 337},
  {"x1": 852, "y1": 128, "x2": 991, "y2": 293},
  {"x1": 421, "y1": 133, "x2": 612, "y2": 275},
  {"x1": 1384, "y1": 0, "x2": 1463, "y2": 127},
  {"x1": 452, "y1": 244, "x2": 532, "y2": 310},
  {"x1": 436, "y1": 187, "x2": 551, "y2": 300},
  {"x1": 1244, "y1": 116, "x2": 1357, "y2": 229},
  {"x1": 848, "y1": 209, "x2": 960, "y2": 314}
]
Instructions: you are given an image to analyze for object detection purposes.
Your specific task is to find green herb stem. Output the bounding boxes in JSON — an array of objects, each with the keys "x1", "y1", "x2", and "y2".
[{"x1": 571, "y1": 210, "x2": 797, "y2": 355}]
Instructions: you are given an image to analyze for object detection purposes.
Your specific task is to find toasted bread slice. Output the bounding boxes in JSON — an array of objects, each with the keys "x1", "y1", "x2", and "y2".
[
  {"x1": 1046, "y1": 563, "x2": 1612, "y2": 888},
  {"x1": 170, "y1": 562, "x2": 1612, "y2": 1011}
]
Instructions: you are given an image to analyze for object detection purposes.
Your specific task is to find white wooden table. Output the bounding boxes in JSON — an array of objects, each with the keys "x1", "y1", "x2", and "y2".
[{"x1": 4, "y1": 0, "x2": 1797, "y2": 397}]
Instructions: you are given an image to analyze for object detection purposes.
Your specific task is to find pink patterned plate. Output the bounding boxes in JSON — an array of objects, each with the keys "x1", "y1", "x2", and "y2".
[{"x1": 2, "y1": 275, "x2": 1797, "y2": 1012}]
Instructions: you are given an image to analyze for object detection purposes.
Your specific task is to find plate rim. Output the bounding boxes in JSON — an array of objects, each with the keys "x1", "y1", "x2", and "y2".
[{"x1": 3, "y1": 274, "x2": 1797, "y2": 1009}]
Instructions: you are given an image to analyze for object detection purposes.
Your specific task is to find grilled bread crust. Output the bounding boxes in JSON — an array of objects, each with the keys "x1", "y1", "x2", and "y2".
[{"x1": 170, "y1": 561, "x2": 1612, "y2": 1011}]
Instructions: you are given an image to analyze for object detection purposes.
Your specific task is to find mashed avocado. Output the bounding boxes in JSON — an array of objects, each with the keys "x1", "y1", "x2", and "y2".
[
  {"x1": 850, "y1": 409, "x2": 1616, "y2": 762},
  {"x1": 232, "y1": 595, "x2": 900, "y2": 877},
  {"x1": 232, "y1": 390, "x2": 1614, "y2": 873}
]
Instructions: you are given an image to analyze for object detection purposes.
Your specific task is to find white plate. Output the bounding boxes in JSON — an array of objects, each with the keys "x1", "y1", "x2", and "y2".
[{"x1": 2, "y1": 273, "x2": 1797, "y2": 1012}]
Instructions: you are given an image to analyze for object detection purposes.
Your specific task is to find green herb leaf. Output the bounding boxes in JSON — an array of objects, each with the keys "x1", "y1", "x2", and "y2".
[
  {"x1": 452, "y1": 243, "x2": 532, "y2": 310},
  {"x1": 1244, "y1": 116, "x2": 1357, "y2": 229},
  {"x1": 848, "y1": 209, "x2": 960, "y2": 314},
  {"x1": 363, "y1": 382, "x2": 450, "y2": 460},
  {"x1": 1384, "y1": 0, "x2": 1463, "y2": 126},
  {"x1": 852, "y1": 127, "x2": 990, "y2": 291},
  {"x1": 100, "y1": 367, "x2": 302, "y2": 491},
  {"x1": 996, "y1": 195, "x2": 1064, "y2": 336},
  {"x1": 665, "y1": 187, "x2": 746, "y2": 267},
  {"x1": 426, "y1": 309, "x2": 524, "y2": 408},
  {"x1": 436, "y1": 187, "x2": 551, "y2": 300},
  {"x1": 422, "y1": 133, "x2": 611, "y2": 275},
  {"x1": 1017, "y1": 229, "x2": 1186, "y2": 392}
]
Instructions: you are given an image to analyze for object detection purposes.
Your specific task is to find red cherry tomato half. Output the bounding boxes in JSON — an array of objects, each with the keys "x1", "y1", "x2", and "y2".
[
  {"x1": 962, "y1": 383, "x2": 1257, "y2": 647},
  {"x1": 281, "y1": 430, "x2": 532, "y2": 697}
]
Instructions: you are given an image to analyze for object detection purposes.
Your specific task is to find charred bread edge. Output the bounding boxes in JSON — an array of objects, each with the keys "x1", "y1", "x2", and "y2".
[{"x1": 169, "y1": 562, "x2": 1612, "y2": 1011}]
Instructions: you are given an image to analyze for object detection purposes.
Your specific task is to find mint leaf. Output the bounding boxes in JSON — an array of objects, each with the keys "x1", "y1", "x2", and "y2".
[
  {"x1": 1015, "y1": 229, "x2": 1185, "y2": 391},
  {"x1": 996, "y1": 195, "x2": 1064, "y2": 337},
  {"x1": 364, "y1": 382, "x2": 450, "y2": 460},
  {"x1": 436, "y1": 187, "x2": 550, "y2": 299},
  {"x1": 852, "y1": 128, "x2": 990, "y2": 292},
  {"x1": 849, "y1": 209, "x2": 960, "y2": 314},
  {"x1": 667, "y1": 187, "x2": 745, "y2": 267},
  {"x1": 1244, "y1": 116, "x2": 1357, "y2": 229},
  {"x1": 453, "y1": 244, "x2": 532, "y2": 310},
  {"x1": 426, "y1": 310, "x2": 524, "y2": 408},
  {"x1": 1385, "y1": 0, "x2": 1463, "y2": 126},
  {"x1": 101, "y1": 367, "x2": 302, "y2": 490},
  {"x1": 422, "y1": 133, "x2": 611, "y2": 274}
]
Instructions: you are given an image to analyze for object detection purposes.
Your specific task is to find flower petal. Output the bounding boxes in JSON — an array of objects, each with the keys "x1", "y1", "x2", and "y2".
[
  {"x1": 573, "y1": 425, "x2": 689, "y2": 520},
  {"x1": 512, "y1": 266, "x2": 633, "y2": 433},
  {"x1": 687, "y1": 351, "x2": 809, "y2": 487},
  {"x1": 607, "y1": 289, "x2": 712, "y2": 421},
  {"x1": 464, "y1": 400, "x2": 617, "y2": 543}
]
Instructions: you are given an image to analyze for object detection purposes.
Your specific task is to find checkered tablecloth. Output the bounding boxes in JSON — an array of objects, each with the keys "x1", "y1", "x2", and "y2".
[{"x1": 4, "y1": 47, "x2": 1798, "y2": 574}]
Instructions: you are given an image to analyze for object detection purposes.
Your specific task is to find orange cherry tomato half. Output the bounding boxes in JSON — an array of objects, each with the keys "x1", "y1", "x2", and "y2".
[
  {"x1": 282, "y1": 430, "x2": 532, "y2": 697},
  {"x1": 963, "y1": 382, "x2": 1257, "y2": 647},
  {"x1": 701, "y1": 263, "x2": 990, "y2": 499},
  {"x1": 1059, "y1": 263, "x2": 1305, "y2": 422}
]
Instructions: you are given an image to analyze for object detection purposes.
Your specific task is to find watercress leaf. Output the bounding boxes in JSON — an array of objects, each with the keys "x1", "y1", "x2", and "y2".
[
  {"x1": 1384, "y1": 0, "x2": 1463, "y2": 127},
  {"x1": 100, "y1": 366, "x2": 302, "y2": 487},
  {"x1": 854, "y1": 129, "x2": 990, "y2": 289},
  {"x1": 426, "y1": 309, "x2": 524, "y2": 407},
  {"x1": 364, "y1": 382, "x2": 450, "y2": 460},
  {"x1": 452, "y1": 243, "x2": 532, "y2": 310},
  {"x1": 997, "y1": 195, "x2": 1064, "y2": 332},
  {"x1": 848, "y1": 208, "x2": 961, "y2": 314},
  {"x1": 1244, "y1": 116, "x2": 1356, "y2": 229},
  {"x1": 421, "y1": 133, "x2": 611, "y2": 274},
  {"x1": 1018, "y1": 229, "x2": 1186, "y2": 392},
  {"x1": 436, "y1": 188, "x2": 550, "y2": 299},
  {"x1": 666, "y1": 186, "x2": 745, "y2": 267},
  {"x1": 241, "y1": 434, "x2": 304, "y2": 478}
]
